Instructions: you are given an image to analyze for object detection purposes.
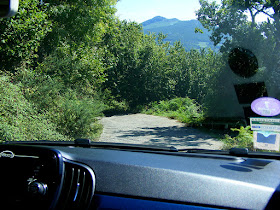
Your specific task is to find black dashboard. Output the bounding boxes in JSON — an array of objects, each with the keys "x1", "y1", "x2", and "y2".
[{"x1": 0, "y1": 143, "x2": 280, "y2": 209}]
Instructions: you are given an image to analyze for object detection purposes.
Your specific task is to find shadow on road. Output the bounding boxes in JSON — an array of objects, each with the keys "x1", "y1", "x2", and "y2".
[{"x1": 117, "y1": 126, "x2": 222, "y2": 149}]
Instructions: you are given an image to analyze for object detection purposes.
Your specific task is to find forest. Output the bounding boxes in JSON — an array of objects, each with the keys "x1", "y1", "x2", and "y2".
[{"x1": 0, "y1": 0, "x2": 279, "y2": 142}]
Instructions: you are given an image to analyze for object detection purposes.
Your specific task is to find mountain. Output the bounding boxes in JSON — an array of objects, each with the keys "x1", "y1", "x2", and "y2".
[
  {"x1": 142, "y1": 16, "x2": 180, "y2": 28},
  {"x1": 142, "y1": 16, "x2": 218, "y2": 51}
]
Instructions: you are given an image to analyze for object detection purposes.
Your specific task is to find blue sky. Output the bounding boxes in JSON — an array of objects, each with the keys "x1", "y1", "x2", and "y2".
[
  {"x1": 116, "y1": 0, "x2": 270, "y2": 23},
  {"x1": 116, "y1": 0, "x2": 203, "y2": 23}
]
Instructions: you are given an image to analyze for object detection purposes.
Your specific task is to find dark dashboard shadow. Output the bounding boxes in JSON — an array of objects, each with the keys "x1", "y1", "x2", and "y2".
[
  {"x1": 220, "y1": 165, "x2": 252, "y2": 172},
  {"x1": 265, "y1": 183, "x2": 280, "y2": 209},
  {"x1": 220, "y1": 159, "x2": 272, "y2": 173}
]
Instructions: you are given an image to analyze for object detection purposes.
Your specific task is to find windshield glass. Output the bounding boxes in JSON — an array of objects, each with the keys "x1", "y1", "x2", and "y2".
[{"x1": 1, "y1": 0, "x2": 280, "y2": 153}]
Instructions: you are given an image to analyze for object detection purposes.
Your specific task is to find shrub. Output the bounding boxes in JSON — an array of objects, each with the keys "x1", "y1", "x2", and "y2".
[
  {"x1": 222, "y1": 126, "x2": 254, "y2": 150},
  {"x1": 14, "y1": 70, "x2": 105, "y2": 141},
  {"x1": 143, "y1": 97, "x2": 204, "y2": 125},
  {"x1": 0, "y1": 73, "x2": 105, "y2": 142},
  {"x1": 0, "y1": 76, "x2": 68, "y2": 141},
  {"x1": 51, "y1": 91, "x2": 105, "y2": 140}
]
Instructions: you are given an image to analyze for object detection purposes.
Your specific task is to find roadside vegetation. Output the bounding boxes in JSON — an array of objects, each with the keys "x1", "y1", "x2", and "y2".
[
  {"x1": 0, "y1": 0, "x2": 279, "y2": 151},
  {"x1": 143, "y1": 98, "x2": 204, "y2": 126},
  {"x1": 222, "y1": 126, "x2": 254, "y2": 151}
]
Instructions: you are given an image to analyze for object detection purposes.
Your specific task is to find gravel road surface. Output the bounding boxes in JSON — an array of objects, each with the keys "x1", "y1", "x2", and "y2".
[{"x1": 98, "y1": 114, "x2": 223, "y2": 150}]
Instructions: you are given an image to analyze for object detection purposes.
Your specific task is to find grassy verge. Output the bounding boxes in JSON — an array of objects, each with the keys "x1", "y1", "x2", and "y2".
[{"x1": 142, "y1": 97, "x2": 204, "y2": 126}]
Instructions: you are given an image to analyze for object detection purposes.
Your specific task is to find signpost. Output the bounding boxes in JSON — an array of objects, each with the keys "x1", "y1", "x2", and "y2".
[
  {"x1": 250, "y1": 117, "x2": 280, "y2": 151},
  {"x1": 250, "y1": 118, "x2": 280, "y2": 131}
]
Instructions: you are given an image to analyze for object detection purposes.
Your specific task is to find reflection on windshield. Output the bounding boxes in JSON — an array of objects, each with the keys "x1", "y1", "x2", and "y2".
[{"x1": 0, "y1": 0, "x2": 279, "y2": 152}]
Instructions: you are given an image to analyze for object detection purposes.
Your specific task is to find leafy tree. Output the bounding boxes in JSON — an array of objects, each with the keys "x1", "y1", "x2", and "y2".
[
  {"x1": 101, "y1": 20, "x2": 144, "y2": 106},
  {"x1": 0, "y1": 0, "x2": 51, "y2": 71},
  {"x1": 196, "y1": 0, "x2": 280, "y2": 52},
  {"x1": 102, "y1": 21, "x2": 174, "y2": 107},
  {"x1": 35, "y1": 0, "x2": 117, "y2": 93},
  {"x1": 196, "y1": 0, "x2": 280, "y2": 98},
  {"x1": 0, "y1": 0, "x2": 118, "y2": 141},
  {"x1": 39, "y1": 0, "x2": 117, "y2": 55},
  {"x1": 184, "y1": 48, "x2": 224, "y2": 104}
]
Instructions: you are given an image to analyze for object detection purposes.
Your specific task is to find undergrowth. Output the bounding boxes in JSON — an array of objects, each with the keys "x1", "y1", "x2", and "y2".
[
  {"x1": 222, "y1": 126, "x2": 254, "y2": 150},
  {"x1": 0, "y1": 73, "x2": 105, "y2": 142},
  {"x1": 142, "y1": 97, "x2": 204, "y2": 126},
  {"x1": 0, "y1": 76, "x2": 68, "y2": 141}
]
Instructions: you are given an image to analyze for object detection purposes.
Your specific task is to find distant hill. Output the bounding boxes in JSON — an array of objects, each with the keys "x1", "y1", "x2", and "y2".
[{"x1": 142, "y1": 16, "x2": 219, "y2": 51}]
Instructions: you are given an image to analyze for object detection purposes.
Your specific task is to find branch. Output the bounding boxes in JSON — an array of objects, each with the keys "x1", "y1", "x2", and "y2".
[
  {"x1": 260, "y1": 10, "x2": 274, "y2": 19},
  {"x1": 248, "y1": 7, "x2": 256, "y2": 26},
  {"x1": 253, "y1": 5, "x2": 265, "y2": 15},
  {"x1": 252, "y1": 5, "x2": 274, "y2": 19}
]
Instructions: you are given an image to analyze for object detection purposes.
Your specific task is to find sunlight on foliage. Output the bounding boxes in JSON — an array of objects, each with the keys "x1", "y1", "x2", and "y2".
[
  {"x1": 143, "y1": 97, "x2": 204, "y2": 125},
  {"x1": 0, "y1": 76, "x2": 68, "y2": 141},
  {"x1": 222, "y1": 126, "x2": 254, "y2": 150}
]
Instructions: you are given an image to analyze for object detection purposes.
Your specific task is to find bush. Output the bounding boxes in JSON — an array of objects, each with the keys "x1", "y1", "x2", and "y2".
[
  {"x1": 0, "y1": 76, "x2": 68, "y2": 141},
  {"x1": 15, "y1": 69, "x2": 106, "y2": 140},
  {"x1": 102, "y1": 90, "x2": 130, "y2": 116},
  {"x1": 222, "y1": 126, "x2": 254, "y2": 150},
  {"x1": 1, "y1": 71, "x2": 106, "y2": 142},
  {"x1": 53, "y1": 92, "x2": 105, "y2": 140},
  {"x1": 143, "y1": 97, "x2": 204, "y2": 125}
]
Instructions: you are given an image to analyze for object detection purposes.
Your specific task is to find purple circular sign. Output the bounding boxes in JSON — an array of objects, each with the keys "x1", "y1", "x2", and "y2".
[{"x1": 251, "y1": 97, "x2": 280, "y2": 116}]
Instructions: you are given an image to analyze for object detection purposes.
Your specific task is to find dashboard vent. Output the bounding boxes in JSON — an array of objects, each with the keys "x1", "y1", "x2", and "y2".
[{"x1": 57, "y1": 160, "x2": 95, "y2": 210}]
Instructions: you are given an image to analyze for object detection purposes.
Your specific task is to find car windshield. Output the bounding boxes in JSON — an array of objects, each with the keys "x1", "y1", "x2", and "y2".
[{"x1": 1, "y1": 0, "x2": 280, "y2": 153}]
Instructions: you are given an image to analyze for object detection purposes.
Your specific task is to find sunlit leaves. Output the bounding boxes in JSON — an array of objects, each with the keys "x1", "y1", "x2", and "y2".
[
  {"x1": 196, "y1": 0, "x2": 280, "y2": 52},
  {"x1": 0, "y1": 0, "x2": 51, "y2": 71}
]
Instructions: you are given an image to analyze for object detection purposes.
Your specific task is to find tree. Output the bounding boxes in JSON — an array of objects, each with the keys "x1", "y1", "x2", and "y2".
[
  {"x1": 0, "y1": 0, "x2": 51, "y2": 71},
  {"x1": 0, "y1": 0, "x2": 117, "y2": 92},
  {"x1": 0, "y1": 0, "x2": 118, "y2": 141},
  {"x1": 196, "y1": 0, "x2": 280, "y2": 94},
  {"x1": 39, "y1": 0, "x2": 117, "y2": 55},
  {"x1": 35, "y1": 0, "x2": 117, "y2": 92},
  {"x1": 196, "y1": 0, "x2": 280, "y2": 118},
  {"x1": 196, "y1": 0, "x2": 280, "y2": 53}
]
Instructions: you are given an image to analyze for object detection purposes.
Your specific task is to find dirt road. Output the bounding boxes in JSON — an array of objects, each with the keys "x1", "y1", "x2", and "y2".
[{"x1": 98, "y1": 114, "x2": 223, "y2": 150}]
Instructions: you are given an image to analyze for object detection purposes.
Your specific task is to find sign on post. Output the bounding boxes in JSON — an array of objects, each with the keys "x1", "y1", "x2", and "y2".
[{"x1": 250, "y1": 118, "x2": 280, "y2": 151}]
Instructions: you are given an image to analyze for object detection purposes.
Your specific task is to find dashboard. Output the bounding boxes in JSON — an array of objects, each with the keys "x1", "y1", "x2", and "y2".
[{"x1": 0, "y1": 143, "x2": 280, "y2": 209}]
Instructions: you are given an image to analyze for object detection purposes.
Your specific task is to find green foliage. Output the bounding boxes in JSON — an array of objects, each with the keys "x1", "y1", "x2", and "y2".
[
  {"x1": 143, "y1": 97, "x2": 204, "y2": 125},
  {"x1": 53, "y1": 92, "x2": 105, "y2": 140},
  {"x1": 14, "y1": 70, "x2": 105, "y2": 141},
  {"x1": 36, "y1": 46, "x2": 106, "y2": 94},
  {"x1": 0, "y1": 0, "x2": 118, "y2": 142},
  {"x1": 172, "y1": 48, "x2": 224, "y2": 104},
  {"x1": 0, "y1": 0, "x2": 51, "y2": 71},
  {"x1": 102, "y1": 20, "x2": 173, "y2": 107},
  {"x1": 0, "y1": 0, "x2": 116, "y2": 142},
  {"x1": 196, "y1": 0, "x2": 280, "y2": 58},
  {"x1": 103, "y1": 20, "x2": 223, "y2": 109},
  {"x1": 0, "y1": 76, "x2": 68, "y2": 141},
  {"x1": 102, "y1": 91, "x2": 130, "y2": 116},
  {"x1": 40, "y1": 0, "x2": 117, "y2": 56},
  {"x1": 222, "y1": 126, "x2": 254, "y2": 150}
]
